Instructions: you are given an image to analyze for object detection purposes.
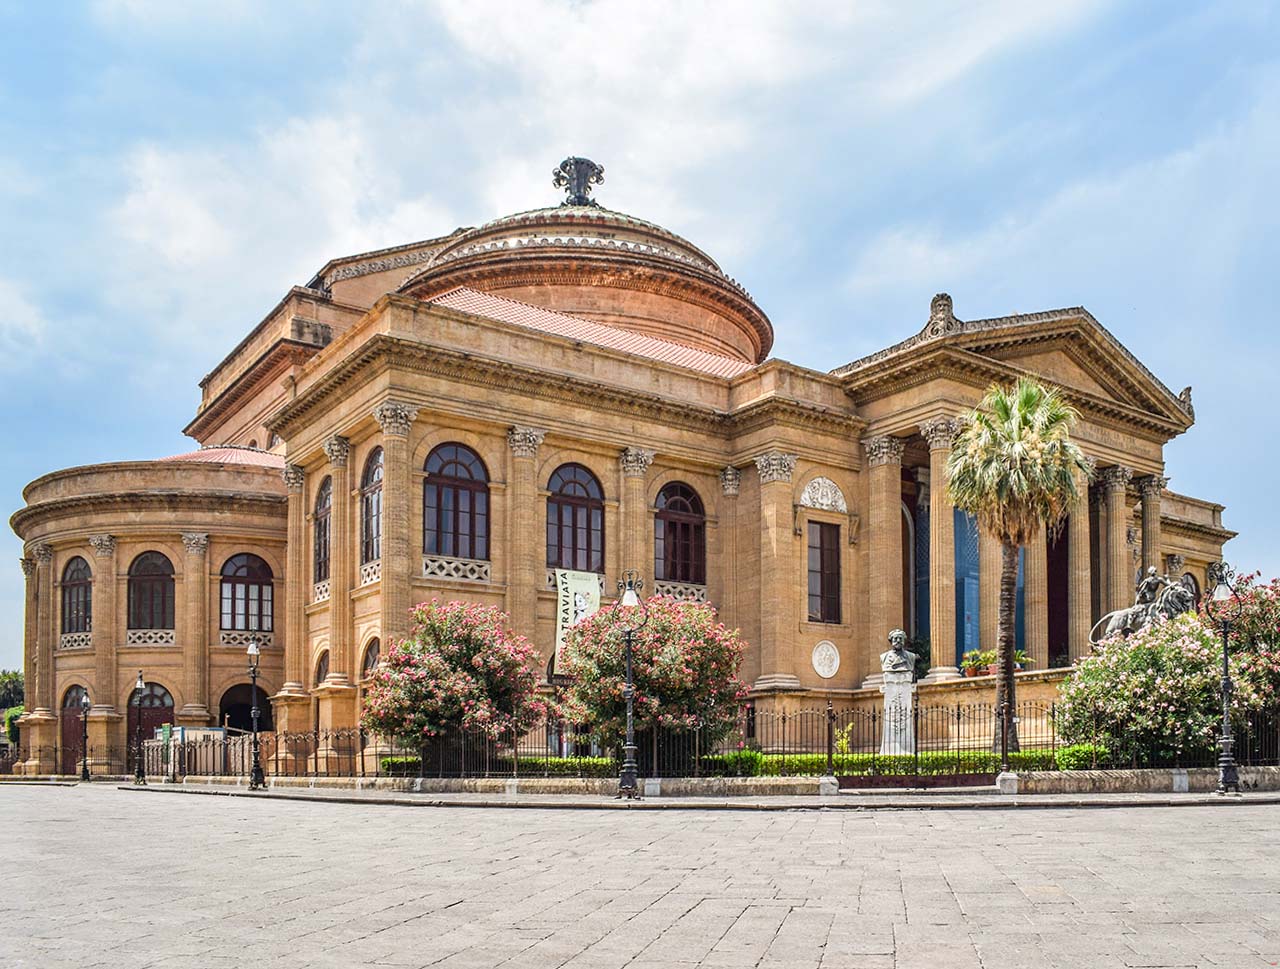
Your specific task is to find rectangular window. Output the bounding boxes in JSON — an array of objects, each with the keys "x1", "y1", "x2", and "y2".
[{"x1": 807, "y1": 522, "x2": 841, "y2": 624}]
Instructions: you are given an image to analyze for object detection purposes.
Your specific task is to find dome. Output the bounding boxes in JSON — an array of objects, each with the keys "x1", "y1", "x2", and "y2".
[
  {"x1": 156, "y1": 445, "x2": 285, "y2": 468},
  {"x1": 397, "y1": 158, "x2": 773, "y2": 364}
]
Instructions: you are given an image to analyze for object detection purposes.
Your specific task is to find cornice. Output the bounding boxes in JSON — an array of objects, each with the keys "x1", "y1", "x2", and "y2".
[
  {"x1": 184, "y1": 339, "x2": 319, "y2": 440},
  {"x1": 197, "y1": 286, "x2": 339, "y2": 391},
  {"x1": 11, "y1": 490, "x2": 287, "y2": 536},
  {"x1": 1160, "y1": 514, "x2": 1237, "y2": 543},
  {"x1": 724, "y1": 395, "x2": 863, "y2": 439}
]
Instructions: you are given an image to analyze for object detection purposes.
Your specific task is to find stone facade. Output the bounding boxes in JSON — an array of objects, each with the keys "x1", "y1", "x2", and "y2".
[{"x1": 9, "y1": 162, "x2": 1235, "y2": 765}]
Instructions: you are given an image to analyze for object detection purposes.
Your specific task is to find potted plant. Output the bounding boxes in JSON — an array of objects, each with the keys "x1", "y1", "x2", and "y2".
[
  {"x1": 961, "y1": 650, "x2": 984, "y2": 677},
  {"x1": 1013, "y1": 649, "x2": 1031, "y2": 672},
  {"x1": 980, "y1": 649, "x2": 998, "y2": 675}
]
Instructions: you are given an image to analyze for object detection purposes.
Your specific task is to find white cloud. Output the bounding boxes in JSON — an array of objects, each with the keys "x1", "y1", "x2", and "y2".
[{"x1": 0, "y1": 277, "x2": 47, "y2": 363}]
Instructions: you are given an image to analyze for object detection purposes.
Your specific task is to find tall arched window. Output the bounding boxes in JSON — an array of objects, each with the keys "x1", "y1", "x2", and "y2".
[
  {"x1": 655, "y1": 482, "x2": 706, "y2": 584},
  {"x1": 315, "y1": 650, "x2": 330, "y2": 686},
  {"x1": 314, "y1": 476, "x2": 332, "y2": 583},
  {"x1": 220, "y1": 554, "x2": 274, "y2": 632},
  {"x1": 361, "y1": 638, "x2": 381, "y2": 679},
  {"x1": 546, "y1": 464, "x2": 605, "y2": 573},
  {"x1": 424, "y1": 444, "x2": 490, "y2": 560},
  {"x1": 61, "y1": 557, "x2": 92, "y2": 634},
  {"x1": 361, "y1": 448, "x2": 384, "y2": 564},
  {"x1": 128, "y1": 552, "x2": 175, "y2": 629}
]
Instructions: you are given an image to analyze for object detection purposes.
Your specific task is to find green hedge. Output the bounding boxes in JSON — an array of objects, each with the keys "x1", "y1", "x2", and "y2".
[
  {"x1": 3, "y1": 705, "x2": 22, "y2": 744},
  {"x1": 1053, "y1": 744, "x2": 1109, "y2": 771},
  {"x1": 754, "y1": 749, "x2": 1058, "y2": 777},
  {"x1": 379, "y1": 755, "x2": 616, "y2": 778}
]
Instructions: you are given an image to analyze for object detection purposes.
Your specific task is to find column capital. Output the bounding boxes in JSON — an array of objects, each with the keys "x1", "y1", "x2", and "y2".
[
  {"x1": 720, "y1": 466, "x2": 741, "y2": 497},
  {"x1": 33, "y1": 543, "x2": 53, "y2": 563},
  {"x1": 1098, "y1": 465, "x2": 1133, "y2": 492},
  {"x1": 1136, "y1": 474, "x2": 1169, "y2": 497},
  {"x1": 88, "y1": 534, "x2": 116, "y2": 558},
  {"x1": 282, "y1": 463, "x2": 306, "y2": 493},
  {"x1": 322, "y1": 435, "x2": 350, "y2": 468},
  {"x1": 19, "y1": 557, "x2": 35, "y2": 578},
  {"x1": 862, "y1": 434, "x2": 906, "y2": 468},
  {"x1": 507, "y1": 426, "x2": 546, "y2": 459},
  {"x1": 619, "y1": 447, "x2": 656, "y2": 478},
  {"x1": 754, "y1": 451, "x2": 797, "y2": 484},
  {"x1": 181, "y1": 532, "x2": 210, "y2": 555},
  {"x1": 920, "y1": 417, "x2": 960, "y2": 451},
  {"x1": 373, "y1": 400, "x2": 419, "y2": 438}
]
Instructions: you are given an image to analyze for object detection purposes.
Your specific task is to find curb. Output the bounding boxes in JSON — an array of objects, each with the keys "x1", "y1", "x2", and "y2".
[{"x1": 114, "y1": 784, "x2": 1280, "y2": 812}]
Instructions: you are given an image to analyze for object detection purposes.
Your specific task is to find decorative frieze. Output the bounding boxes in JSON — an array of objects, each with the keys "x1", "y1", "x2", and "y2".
[
  {"x1": 423, "y1": 555, "x2": 492, "y2": 583},
  {"x1": 1098, "y1": 466, "x2": 1133, "y2": 492},
  {"x1": 322, "y1": 435, "x2": 350, "y2": 467},
  {"x1": 507, "y1": 426, "x2": 546, "y2": 458},
  {"x1": 920, "y1": 417, "x2": 960, "y2": 451},
  {"x1": 798, "y1": 476, "x2": 848, "y2": 513},
  {"x1": 373, "y1": 400, "x2": 419, "y2": 438},
  {"x1": 862, "y1": 435, "x2": 906, "y2": 468},
  {"x1": 360, "y1": 560, "x2": 381, "y2": 586},
  {"x1": 652, "y1": 580, "x2": 708, "y2": 603},
  {"x1": 719, "y1": 465, "x2": 741, "y2": 497},
  {"x1": 126, "y1": 629, "x2": 175, "y2": 646},
  {"x1": 88, "y1": 534, "x2": 116, "y2": 558},
  {"x1": 619, "y1": 447, "x2": 656, "y2": 478},
  {"x1": 754, "y1": 451, "x2": 797, "y2": 484},
  {"x1": 220, "y1": 630, "x2": 274, "y2": 649},
  {"x1": 282, "y1": 464, "x2": 306, "y2": 493},
  {"x1": 181, "y1": 532, "x2": 210, "y2": 555}
]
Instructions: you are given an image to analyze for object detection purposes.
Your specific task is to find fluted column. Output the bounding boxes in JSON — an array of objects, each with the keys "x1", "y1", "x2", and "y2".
[
  {"x1": 719, "y1": 466, "x2": 741, "y2": 624},
  {"x1": 32, "y1": 544, "x2": 53, "y2": 715},
  {"x1": 1025, "y1": 525, "x2": 1048, "y2": 670},
  {"x1": 1137, "y1": 475, "x2": 1168, "y2": 574},
  {"x1": 20, "y1": 557, "x2": 36, "y2": 716},
  {"x1": 752, "y1": 451, "x2": 800, "y2": 692},
  {"x1": 979, "y1": 531, "x2": 1000, "y2": 652},
  {"x1": 177, "y1": 532, "x2": 211, "y2": 721},
  {"x1": 88, "y1": 535, "x2": 117, "y2": 713},
  {"x1": 921, "y1": 418, "x2": 959, "y2": 680},
  {"x1": 323, "y1": 435, "x2": 353, "y2": 683},
  {"x1": 375, "y1": 401, "x2": 419, "y2": 645},
  {"x1": 280, "y1": 466, "x2": 307, "y2": 695},
  {"x1": 620, "y1": 447, "x2": 656, "y2": 578},
  {"x1": 1067, "y1": 478, "x2": 1094, "y2": 664},
  {"x1": 507, "y1": 427, "x2": 545, "y2": 646},
  {"x1": 863, "y1": 435, "x2": 906, "y2": 665},
  {"x1": 1100, "y1": 466, "x2": 1134, "y2": 614}
]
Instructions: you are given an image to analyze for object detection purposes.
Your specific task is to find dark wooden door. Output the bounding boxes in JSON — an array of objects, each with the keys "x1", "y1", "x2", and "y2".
[
  {"x1": 126, "y1": 683, "x2": 174, "y2": 770},
  {"x1": 60, "y1": 686, "x2": 89, "y2": 775}
]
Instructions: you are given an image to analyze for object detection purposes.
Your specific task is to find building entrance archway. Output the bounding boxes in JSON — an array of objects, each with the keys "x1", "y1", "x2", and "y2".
[
  {"x1": 60, "y1": 686, "x2": 89, "y2": 775},
  {"x1": 126, "y1": 682, "x2": 174, "y2": 770},
  {"x1": 218, "y1": 684, "x2": 273, "y2": 732}
]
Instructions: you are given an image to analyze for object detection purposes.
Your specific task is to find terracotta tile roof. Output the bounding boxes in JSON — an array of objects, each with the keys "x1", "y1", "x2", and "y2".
[
  {"x1": 427, "y1": 286, "x2": 754, "y2": 379},
  {"x1": 157, "y1": 446, "x2": 285, "y2": 468}
]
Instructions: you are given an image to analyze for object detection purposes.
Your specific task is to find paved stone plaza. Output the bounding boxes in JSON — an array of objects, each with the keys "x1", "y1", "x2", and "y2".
[{"x1": 4, "y1": 785, "x2": 1279, "y2": 969}]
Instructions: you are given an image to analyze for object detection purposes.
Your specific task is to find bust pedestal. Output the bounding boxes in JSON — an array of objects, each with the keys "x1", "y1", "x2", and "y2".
[{"x1": 879, "y1": 670, "x2": 916, "y2": 756}]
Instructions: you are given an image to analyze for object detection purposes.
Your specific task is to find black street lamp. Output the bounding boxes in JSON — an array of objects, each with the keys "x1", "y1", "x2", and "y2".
[
  {"x1": 613, "y1": 570, "x2": 649, "y2": 800},
  {"x1": 79, "y1": 689, "x2": 91, "y2": 782},
  {"x1": 132, "y1": 670, "x2": 147, "y2": 786},
  {"x1": 1205, "y1": 562, "x2": 1242, "y2": 796},
  {"x1": 247, "y1": 638, "x2": 266, "y2": 791}
]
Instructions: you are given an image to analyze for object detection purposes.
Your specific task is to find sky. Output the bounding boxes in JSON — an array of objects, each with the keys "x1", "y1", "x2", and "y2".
[{"x1": 0, "y1": 1, "x2": 1277, "y2": 671}]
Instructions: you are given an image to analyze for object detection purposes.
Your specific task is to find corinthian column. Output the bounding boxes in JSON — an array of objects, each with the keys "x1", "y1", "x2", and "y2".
[
  {"x1": 20, "y1": 557, "x2": 36, "y2": 718},
  {"x1": 374, "y1": 401, "x2": 419, "y2": 645},
  {"x1": 1100, "y1": 466, "x2": 1134, "y2": 614},
  {"x1": 177, "y1": 532, "x2": 211, "y2": 723},
  {"x1": 88, "y1": 535, "x2": 117, "y2": 714},
  {"x1": 32, "y1": 544, "x2": 53, "y2": 715},
  {"x1": 323, "y1": 435, "x2": 353, "y2": 683},
  {"x1": 1137, "y1": 475, "x2": 1168, "y2": 574},
  {"x1": 920, "y1": 418, "x2": 959, "y2": 680},
  {"x1": 718, "y1": 466, "x2": 741, "y2": 623},
  {"x1": 752, "y1": 450, "x2": 800, "y2": 692},
  {"x1": 279, "y1": 466, "x2": 306, "y2": 696},
  {"x1": 619, "y1": 447, "x2": 656, "y2": 579},
  {"x1": 1067, "y1": 467, "x2": 1094, "y2": 663},
  {"x1": 863, "y1": 435, "x2": 905, "y2": 677},
  {"x1": 1024, "y1": 525, "x2": 1048, "y2": 670},
  {"x1": 507, "y1": 427, "x2": 545, "y2": 647}
]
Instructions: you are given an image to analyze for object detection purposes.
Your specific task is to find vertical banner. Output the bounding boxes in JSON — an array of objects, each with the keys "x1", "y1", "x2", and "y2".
[{"x1": 554, "y1": 569, "x2": 602, "y2": 673}]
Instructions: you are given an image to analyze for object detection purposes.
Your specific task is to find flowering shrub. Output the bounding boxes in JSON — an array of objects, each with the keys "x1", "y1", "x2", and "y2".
[
  {"x1": 1056, "y1": 613, "x2": 1269, "y2": 764},
  {"x1": 361, "y1": 600, "x2": 549, "y2": 742},
  {"x1": 559, "y1": 596, "x2": 749, "y2": 746}
]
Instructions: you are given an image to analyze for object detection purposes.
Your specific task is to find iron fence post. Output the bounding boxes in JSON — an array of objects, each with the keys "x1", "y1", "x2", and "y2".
[
  {"x1": 913, "y1": 700, "x2": 920, "y2": 776},
  {"x1": 826, "y1": 700, "x2": 834, "y2": 776}
]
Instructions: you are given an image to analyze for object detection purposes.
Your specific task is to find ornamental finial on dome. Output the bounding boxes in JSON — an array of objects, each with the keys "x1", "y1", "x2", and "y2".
[{"x1": 553, "y1": 156, "x2": 604, "y2": 207}]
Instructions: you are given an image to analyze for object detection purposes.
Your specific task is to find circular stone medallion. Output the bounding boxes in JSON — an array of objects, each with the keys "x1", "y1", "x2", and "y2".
[{"x1": 811, "y1": 640, "x2": 840, "y2": 679}]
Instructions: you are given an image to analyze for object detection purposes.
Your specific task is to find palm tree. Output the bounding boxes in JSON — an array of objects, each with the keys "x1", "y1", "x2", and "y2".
[{"x1": 947, "y1": 376, "x2": 1092, "y2": 755}]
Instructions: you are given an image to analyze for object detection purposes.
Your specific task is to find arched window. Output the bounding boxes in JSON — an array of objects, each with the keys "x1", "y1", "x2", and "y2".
[
  {"x1": 63, "y1": 685, "x2": 89, "y2": 710},
  {"x1": 546, "y1": 464, "x2": 605, "y2": 573},
  {"x1": 1183, "y1": 572, "x2": 1202, "y2": 607},
  {"x1": 61, "y1": 557, "x2": 92, "y2": 634},
  {"x1": 314, "y1": 476, "x2": 332, "y2": 583},
  {"x1": 315, "y1": 650, "x2": 330, "y2": 686},
  {"x1": 220, "y1": 554, "x2": 273, "y2": 632},
  {"x1": 361, "y1": 638, "x2": 381, "y2": 679},
  {"x1": 655, "y1": 482, "x2": 706, "y2": 584},
  {"x1": 361, "y1": 448, "x2": 384, "y2": 564},
  {"x1": 424, "y1": 444, "x2": 490, "y2": 560},
  {"x1": 128, "y1": 552, "x2": 175, "y2": 630}
]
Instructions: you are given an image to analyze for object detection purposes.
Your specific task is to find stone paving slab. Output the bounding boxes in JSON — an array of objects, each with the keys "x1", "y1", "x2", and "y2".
[
  {"x1": 4, "y1": 784, "x2": 1280, "y2": 969},
  {"x1": 118, "y1": 781, "x2": 1280, "y2": 812}
]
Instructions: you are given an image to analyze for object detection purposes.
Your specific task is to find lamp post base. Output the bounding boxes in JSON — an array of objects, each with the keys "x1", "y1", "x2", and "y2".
[
  {"x1": 1217, "y1": 737, "x2": 1240, "y2": 795},
  {"x1": 616, "y1": 742, "x2": 642, "y2": 800}
]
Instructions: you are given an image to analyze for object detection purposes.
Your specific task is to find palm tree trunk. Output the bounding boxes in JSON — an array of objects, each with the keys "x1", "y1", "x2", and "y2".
[{"x1": 994, "y1": 540, "x2": 1021, "y2": 755}]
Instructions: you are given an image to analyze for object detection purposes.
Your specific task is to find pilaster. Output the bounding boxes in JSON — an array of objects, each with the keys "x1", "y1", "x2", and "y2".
[
  {"x1": 178, "y1": 532, "x2": 212, "y2": 722},
  {"x1": 619, "y1": 447, "x2": 656, "y2": 577},
  {"x1": 507, "y1": 426, "x2": 545, "y2": 648},
  {"x1": 863, "y1": 435, "x2": 906, "y2": 672},
  {"x1": 718, "y1": 466, "x2": 741, "y2": 624},
  {"x1": 979, "y1": 531, "x2": 1000, "y2": 652},
  {"x1": 920, "y1": 418, "x2": 959, "y2": 681},
  {"x1": 280, "y1": 465, "x2": 307, "y2": 696},
  {"x1": 322, "y1": 435, "x2": 354, "y2": 684},
  {"x1": 374, "y1": 401, "x2": 419, "y2": 645},
  {"x1": 24, "y1": 544, "x2": 55, "y2": 772},
  {"x1": 88, "y1": 535, "x2": 118, "y2": 714},
  {"x1": 752, "y1": 450, "x2": 800, "y2": 692}
]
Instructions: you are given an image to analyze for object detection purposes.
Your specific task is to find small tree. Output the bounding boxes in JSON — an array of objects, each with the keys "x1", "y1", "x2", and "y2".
[
  {"x1": 0, "y1": 670, "x2": 22, "y2": 710},
  {"x1": 947, "y1": 377, "x2": 1092, "y2": 752},
  {"x1": 560, "y1": 596, "x2": 748, "y2": 746},
  {"x1": 361, "y1": 600, "x2": 549, "y2": 742}
]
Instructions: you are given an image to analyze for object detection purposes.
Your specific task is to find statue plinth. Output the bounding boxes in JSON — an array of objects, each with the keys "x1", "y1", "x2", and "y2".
[{"x1": 879, "y1": 670, "x2": 916, "y2": 756}]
